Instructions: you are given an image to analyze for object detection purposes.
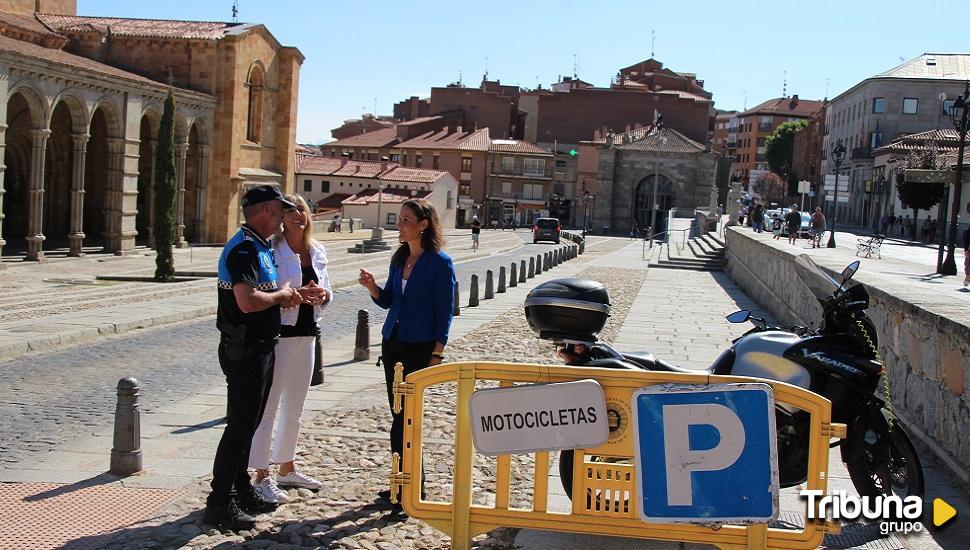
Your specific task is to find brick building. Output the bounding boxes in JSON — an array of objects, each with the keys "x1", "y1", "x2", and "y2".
[
  {"x1": 0, "y1": 0, "x2": 302, "y2": 264},
  {"x1": 791, "y1": 104, "x2": 827, "y2": 208},
  {"x1": 484, "y1": 140, "x2": 553, "y2": 226},
  {"x1": 712, "y1": 109, "x2": 739, "y2": 155},
  {"x1": 330, "y1": 114, "x2": 394, "y2": 140},
  {"x1": 321, "y1": 123, "x2": 489, "y2": 225},
  {"x1": 733, "y1": 95, "x2": 824, "y2": 186}
]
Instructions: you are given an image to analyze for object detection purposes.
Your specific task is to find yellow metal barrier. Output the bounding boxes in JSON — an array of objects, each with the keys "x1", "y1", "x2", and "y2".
[{"x1": 390, "y1": 361, "x2": 846, "y2": 550}]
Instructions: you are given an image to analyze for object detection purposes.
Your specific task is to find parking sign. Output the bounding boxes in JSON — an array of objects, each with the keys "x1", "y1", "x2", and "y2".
[{"x1": 632, "y1": 383, "x2": 778, "y2": 524}]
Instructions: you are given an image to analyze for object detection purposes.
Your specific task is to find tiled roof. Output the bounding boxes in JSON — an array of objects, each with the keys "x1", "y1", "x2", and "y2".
[
  {"x1": 0, "y1": 11, "x2": 63, "y2": 38},
  {"x1": 397, "y1": 127, "x2": 490, "y2": 152},
  {"x1": 489, "y1": 139, "x2": 552, "y2": 155},
  {"x1": 873, "y1": 128, "x2": 965, "y2": 155},
  {"x1": 295, "y1": 156, "x2": 448, "y2": 183},
  {"x1": 314, "y1": 193, "x2": 351, "y2": 209},
  {"x1": 655, "y1": 89, "x2": 713, "y2": 103},
  {"x1": 611, "y1": 125, "x2": 706, "y2": 154},
  {"x1": 342, "y1": 188, "x2": 431, "y2": 206},
  {"x1": 379, "y1": 166, "x2": 446, "y2": 183},
  {"x1": 874, "y1": 53, "x2": 970, "y2": 80},
  {"x1": 0, "y1": 34, "x2": 202, "y2": 91},
  {"x1": 742, "y1": 96, "x2": 824, "y2": 117},
  {"x1": 36, "y1": 14, "x2": 244, "y2": 40},
  {"x1": 397, "y1": 115, "x2": 444, "y2": 127},
  {"x1": 322, "y1": 127, "x2": 400, "y2": 149}
]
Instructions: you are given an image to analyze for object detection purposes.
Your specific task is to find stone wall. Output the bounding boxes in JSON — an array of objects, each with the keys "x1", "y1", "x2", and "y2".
[{"x1": 724, "y1": 227, "x2": 970, "y2": 488}]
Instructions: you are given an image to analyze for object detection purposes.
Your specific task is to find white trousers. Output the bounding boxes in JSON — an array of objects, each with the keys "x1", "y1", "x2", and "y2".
[{"x1": 249, "y1": 335, "x2": 315, "y2": 469}]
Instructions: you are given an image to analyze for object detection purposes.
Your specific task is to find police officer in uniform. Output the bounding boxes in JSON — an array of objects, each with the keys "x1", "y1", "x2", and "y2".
[{"x1": 204, "y1": 185, "x2": 319, "y2": 531}]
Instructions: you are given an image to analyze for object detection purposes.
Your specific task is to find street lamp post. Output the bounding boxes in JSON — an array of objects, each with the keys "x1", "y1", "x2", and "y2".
[
  {"x1": 650, "y1": 114, "x2": 667, "y2": 247},
  {"x1": 376, "y1": 155, "x2": 390, "y2": 231},
  {"x1": 942, "y1": 81, "x2": 969, "y2": 275},
  {"x1": 827, "y1": 140, "x2": 847, "y2": 248},
  {"x1": 582, "y1": 191, "x2": 595, "y2": 237}
]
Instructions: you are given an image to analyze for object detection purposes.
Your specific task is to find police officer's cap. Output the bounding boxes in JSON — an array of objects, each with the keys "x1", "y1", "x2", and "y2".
[{"x1": 241, "y1": 185, "x2": 296, "y2": 209}]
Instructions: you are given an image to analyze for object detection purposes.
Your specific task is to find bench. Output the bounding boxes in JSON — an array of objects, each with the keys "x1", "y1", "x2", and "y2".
[{"x1": 856, "y1": 234, "x2": 885, "y2": 259}]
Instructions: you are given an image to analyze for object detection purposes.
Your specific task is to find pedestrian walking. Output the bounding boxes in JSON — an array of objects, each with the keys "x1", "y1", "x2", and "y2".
[
  {"x1": 357, "y1": 198, "x2": 456, "y2": 518},
  {"x1": 349, "y1": 217, "x2": 354, "y2": 233},
  {"x1": 903, "y1": 215, "x2": 912, "y2": 239},
  {"x1": 752, "y1": 203, "x2": 765, "y2": 233},
  {"x1": 771, "y1": 213, "x2": 783, "y2": 239},
  {"x1": 810, "y1": 207, "x2": 826, "y2": 248},
  {"x1": 888, "y1": 215, "x2": 896, "y2": 236},
  {"x1": 471, "y1": 216, "x2": 481, "y2": 251},
  {"x1": 205, "y1": 185, "x2": 305, "y2": 531},
  {"x1": 785, "y1": 204, "x2": 801, "y2": 245},
  {"x1": 250, "y1": 195, "x2": 332, "y2": 505}
]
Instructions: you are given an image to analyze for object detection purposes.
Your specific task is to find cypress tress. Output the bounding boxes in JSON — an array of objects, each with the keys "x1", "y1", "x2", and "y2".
[{"x1": 153, "y1": 92, "x2": 177, "y2": 282}]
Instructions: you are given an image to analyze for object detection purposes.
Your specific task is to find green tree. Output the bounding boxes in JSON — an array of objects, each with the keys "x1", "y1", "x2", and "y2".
[
  {"x1": 765, "y1": 120, "x2": 808, "y2": 175},
  {"x1": 893, "y1": 140, "x2": 947, "y2": 239},
  {"x1": 153, "y1": 92, "x2": 177, "y2": 282}
]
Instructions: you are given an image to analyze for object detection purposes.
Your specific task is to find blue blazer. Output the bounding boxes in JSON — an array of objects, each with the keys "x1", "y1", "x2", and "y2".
[{"x1": 373, "y1": 250, "x2": 456, "y2": 345}]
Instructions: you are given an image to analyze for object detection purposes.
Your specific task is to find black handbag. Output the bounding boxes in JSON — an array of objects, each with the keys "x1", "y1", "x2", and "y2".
[{"x1": 310, "y1": 332, "x2": 324, "y2": 386}]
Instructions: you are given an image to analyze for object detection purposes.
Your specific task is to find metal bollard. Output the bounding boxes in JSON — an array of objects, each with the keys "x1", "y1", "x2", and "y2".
[
  {"x1": 509, "y1": 262, "x2": 518, "y2": 287},
  {"x1": 484, "y1": 270, "x2": 494, "y2": 299},
  {"x1": 453, "y1": 282, "x2": 460, "y2": 317},
  {"x1": 536, "y1": 254, "x2": 543, "y2": 274},
  {"x1": 354, "y1": 309, "x2": 370, "y2": 360},
  {"x1": 498, "y1": 266, "x2": 506, "y2": 293},
  {"x1": 520, "y1": 259, "x2": 527, "y2": 282},
  {"x1": 554, "y1": 249, "x2": 560, "y2": 266},
  {"x1": 528, "y1": 256, "x2": 535, "y2": 277},
  {"x1": 469, "y1": 274, "x2": 479, "y2": 307},
  {"x1": 543, "y1": 252, "x2": 549, "y2": 270},
  {"x1": 110, "y1": 377, "x2": 142, "y2": 476}
]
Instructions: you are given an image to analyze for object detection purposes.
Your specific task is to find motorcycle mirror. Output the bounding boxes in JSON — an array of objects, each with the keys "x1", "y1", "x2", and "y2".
[
  {"x1": 841, "y1": 261, "x2": 860, "y2": 284},
  {"x1": 726, "y1": 310, "x2": 751, "y2": 323}
]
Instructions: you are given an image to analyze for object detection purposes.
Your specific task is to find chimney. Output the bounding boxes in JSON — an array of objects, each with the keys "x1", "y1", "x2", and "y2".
[{"x1": 790, "y1": 94, "x2": 799, "y2": 109}]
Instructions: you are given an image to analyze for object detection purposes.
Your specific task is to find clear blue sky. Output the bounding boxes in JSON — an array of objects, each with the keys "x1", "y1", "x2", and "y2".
[{"x1": 79, "y1": 0, "x2": 969, "y2": 145}]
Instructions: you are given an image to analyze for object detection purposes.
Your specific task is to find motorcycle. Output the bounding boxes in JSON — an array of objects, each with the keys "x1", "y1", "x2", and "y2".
[{"x1": 524, "y1": 257, "x2": 924, "y2": 501}]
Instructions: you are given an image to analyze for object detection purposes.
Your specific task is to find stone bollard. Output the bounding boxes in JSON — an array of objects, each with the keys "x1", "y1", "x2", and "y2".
[
  {"x1": 509, "y1": 262, "x2": 518, "y2": 287},
  {"x1": 469, "y1": 274, "x2": 480, "y2": 307},
  {"x1": 555, "y1": 249, "x2": 560, "y2": 265},
  {"x1": 354, "y1": 309, "x2": 370, "y2": 360},
  {"x1": 453, "y1": 282, "x2": 460, "y2": 317},
  {"x1": 536, "y1": 254, "x2": 543, "y2": 274},
  {"x1": 110, "y1": 377, "x2": 142, "y2": 476},
  {"x1": 484, "y1": 270, "x2": 495, "y2": 299},
  {"x1": 528, "y1": 257, "x2": 535, "y2": 278},
  {"x1": 498, "y1": 266, "x2": 506, "y2": 293},
  {"x1": 543, "y1": 252, "x2": 550, "y2": 270},
  {"x1": 519, "y1": 259, "x2": 527, "y2": 282}
]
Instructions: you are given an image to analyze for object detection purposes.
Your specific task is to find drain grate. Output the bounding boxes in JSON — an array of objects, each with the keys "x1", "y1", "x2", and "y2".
[{"x1": 0, "y1": 482, "x2": 182, "y2": 549}]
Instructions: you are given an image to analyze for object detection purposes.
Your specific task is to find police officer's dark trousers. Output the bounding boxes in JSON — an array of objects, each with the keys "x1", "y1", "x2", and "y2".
[{"x1": 208, "y1": 335, "x2": 275, "y2": 507}]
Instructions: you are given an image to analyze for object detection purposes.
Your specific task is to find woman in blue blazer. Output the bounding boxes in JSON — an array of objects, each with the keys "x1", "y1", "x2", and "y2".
[{"x1": 358, "y1": 198, "x2": 456, "y2": 515}]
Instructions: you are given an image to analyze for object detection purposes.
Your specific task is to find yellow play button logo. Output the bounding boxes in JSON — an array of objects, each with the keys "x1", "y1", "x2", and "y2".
[{"x1": 933, "y1": 498, "x2": 957, "y2": 527}]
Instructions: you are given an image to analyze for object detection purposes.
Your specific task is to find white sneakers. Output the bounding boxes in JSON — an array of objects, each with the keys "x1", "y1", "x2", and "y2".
[
  {"x1": 253, "y1": 477, "x2": 290, "y2": 504},
  {"x1": 276, "y1": 470, "x2": 323, "y2": 490}
]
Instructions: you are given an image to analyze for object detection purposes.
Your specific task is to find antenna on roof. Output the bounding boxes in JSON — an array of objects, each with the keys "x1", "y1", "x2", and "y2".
[
  {"x1": 743, "y1": 91, "x2": 747, "y2": 111},
  {"x1": 484, "y1": 56, "x2": 488, "y2": 80},
  {"x1": 782, "y1": 70, "x2": 787, "y2": 97},
  {"x1": 231, "y1": 1, "x2": 239, "y2": 23},
  {"x1": 573, "y1": 54, "x2": 577, "y2": 79},
  {"x1": 458, "y1": 70, "x2": 463, "y2": 86},
  {"x1": 651, "y1": 30, "x2": 655, "y2": 58},
  {"x1": 825, "y1": 77, "x2": 830, "y2": 100}
]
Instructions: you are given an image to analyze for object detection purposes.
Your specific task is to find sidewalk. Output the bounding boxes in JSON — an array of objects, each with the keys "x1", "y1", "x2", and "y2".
[{"x1": 0, "y1": 228, "x2": 523, "y2": 359}]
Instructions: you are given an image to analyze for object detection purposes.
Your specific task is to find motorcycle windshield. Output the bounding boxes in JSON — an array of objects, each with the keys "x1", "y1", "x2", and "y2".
[{"x1": 792, "y1": 255, "x2": 841, "y2": 304}]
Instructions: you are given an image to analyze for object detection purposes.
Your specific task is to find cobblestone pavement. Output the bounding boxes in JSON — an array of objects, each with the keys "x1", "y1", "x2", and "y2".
[
  {"x1": 72, "y1": 263, "x2": 647, "y2": 550},
  {"x1": 0, "y1": 234, "x2": 609, "y2": 470}
]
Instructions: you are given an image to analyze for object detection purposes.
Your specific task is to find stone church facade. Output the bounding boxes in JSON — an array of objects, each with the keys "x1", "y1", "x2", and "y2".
[
  {"x1": 592, "y1": 126, "x2": 722, "y2": 235},
  {"x1": 0, "y1": 0, "x2": 302, "y2": 262}
]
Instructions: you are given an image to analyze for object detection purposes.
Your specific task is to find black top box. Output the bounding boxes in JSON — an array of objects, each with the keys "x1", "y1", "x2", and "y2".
[{"x1": 524, "y1": 278, "x2": 611, "y2": 342}]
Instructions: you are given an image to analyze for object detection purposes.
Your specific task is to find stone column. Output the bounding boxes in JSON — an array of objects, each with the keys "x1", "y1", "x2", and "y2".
[
  {"x1": 174, "y1": 141, "x2": 188, "y2": 248},
  {"x1": 0, "y1": 121, "x2": 7, "y2": 268},
  {"x1": 194, "y1": 144, "x2": 209, "y2": 244},
  {"x1": 146, "y1": 140, "x2": 156, "y2": 248},
  {"x1": 68, "y1": 133, "x2": 89, "y2": 256},
  {"x1": 25, "y1": 128, "x2": 51, "y2": 261},
  {"x1": 103, "y1": 138, "x2": 125, "y2": 252}
]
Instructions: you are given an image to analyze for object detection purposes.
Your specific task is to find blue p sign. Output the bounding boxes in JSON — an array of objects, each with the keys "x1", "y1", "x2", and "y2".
[{"x1": 632, "y1": 383, "x2": 779, "y2": 524}]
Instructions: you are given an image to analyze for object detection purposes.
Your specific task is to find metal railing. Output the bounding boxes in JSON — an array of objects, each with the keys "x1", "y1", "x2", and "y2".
[{"x1": 640, "y1": 222, "x2": 705, "y2": 259}]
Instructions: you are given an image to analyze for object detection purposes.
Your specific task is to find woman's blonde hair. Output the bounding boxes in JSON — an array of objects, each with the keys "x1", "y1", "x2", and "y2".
[{"x1": 273, "y1": 194, "x2": 318, "y2": 251}]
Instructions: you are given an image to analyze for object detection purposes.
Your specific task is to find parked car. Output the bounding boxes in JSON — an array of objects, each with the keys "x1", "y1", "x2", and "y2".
[{"x1": 533, "y1": 217, "x2": 561, "y2": 244}]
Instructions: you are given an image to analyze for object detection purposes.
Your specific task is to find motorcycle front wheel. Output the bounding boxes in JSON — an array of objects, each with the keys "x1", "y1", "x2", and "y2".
[{"x1": 842, "y1": 413, "x2": 924, "y2": 499}]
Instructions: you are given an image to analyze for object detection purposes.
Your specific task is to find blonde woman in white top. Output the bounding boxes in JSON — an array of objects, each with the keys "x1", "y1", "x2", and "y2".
[{"x1": 250, "y1": 195, "x2": 332, "y2": 503}]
